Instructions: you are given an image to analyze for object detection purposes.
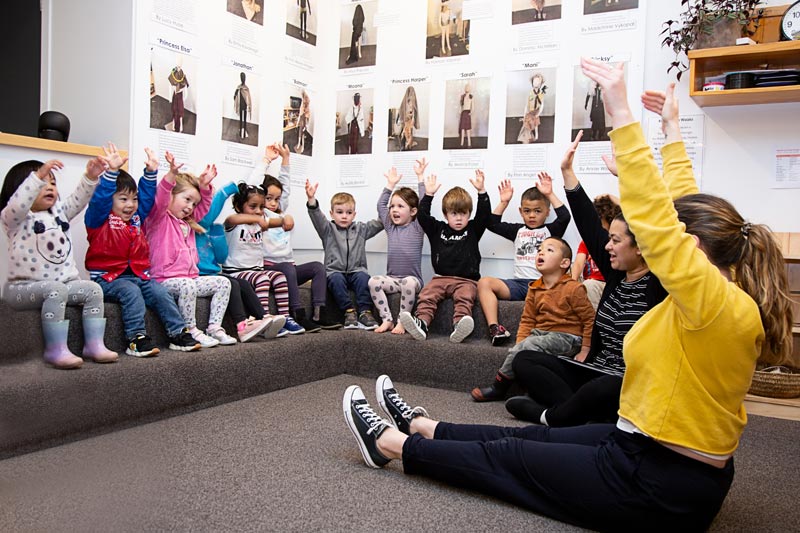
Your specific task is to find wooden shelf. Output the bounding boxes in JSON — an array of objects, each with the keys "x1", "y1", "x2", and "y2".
[{"x1": 688, "y1": 40, "x2": 800, "y2": 107}]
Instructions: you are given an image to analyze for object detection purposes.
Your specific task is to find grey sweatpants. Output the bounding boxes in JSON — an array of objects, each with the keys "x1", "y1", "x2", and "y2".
[
  {"x1": 3, "y1": 279, "x2": 104, "y2": 322},
  {"x1": 500, "y1": 328, "x2": 581, "y2": 378}
]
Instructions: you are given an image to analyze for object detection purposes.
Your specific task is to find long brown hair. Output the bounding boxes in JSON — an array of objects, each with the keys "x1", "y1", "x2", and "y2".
[{"x1": 674, "y1": 193, "x2": 793, "y2": 365}]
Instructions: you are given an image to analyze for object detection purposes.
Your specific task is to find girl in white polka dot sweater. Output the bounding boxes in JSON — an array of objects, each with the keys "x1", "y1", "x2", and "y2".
[{"x1": 0, "y1": 157, "x2": 118, "y2": 369}]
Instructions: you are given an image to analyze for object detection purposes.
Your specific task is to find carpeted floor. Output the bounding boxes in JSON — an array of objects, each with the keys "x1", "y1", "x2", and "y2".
[{"x1": 1, "y1": 375, "x2": 798, "y2": 532}]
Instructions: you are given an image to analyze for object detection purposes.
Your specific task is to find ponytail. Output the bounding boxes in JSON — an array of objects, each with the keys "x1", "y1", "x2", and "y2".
[{"x1": 734, "y1": 224, "x2": 794, "y2": 366}]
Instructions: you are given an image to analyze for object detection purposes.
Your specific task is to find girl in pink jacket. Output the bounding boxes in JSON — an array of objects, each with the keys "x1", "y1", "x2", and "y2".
[{"x1": 145, "y1": 151, "x2": 233, "y2": 348}]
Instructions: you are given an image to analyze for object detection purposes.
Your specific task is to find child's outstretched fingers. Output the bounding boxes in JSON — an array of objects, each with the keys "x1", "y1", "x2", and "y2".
[
  {"x1": 85, "y1": 157, "x2": 108, "y2": 180},
  {"x1": 144, "y1": 147, "x2": 159, "y2": 172},
  {"x1": 36, "y1": 160, "x2": 64, "y2": 180},
  {"x1": 384, "y1": 167, "x2": 401, "y2": 188},
  {"x1": 560, "y1": 130, "x2": 583, "y2": 171},
  {"x1": 536, "y1": 171, "x2": 552, "y2": 187},
  {"x1": 424, "y1": 174, "x2": 441, "y2": 195},
  {"x1": 414, "y1": 157, "x2": 428, "y2": 177},
  {"x1": 199, "y1": 164, "x2": 218, "y2": 188},
  {"x1": 165, "y1": 151, "x2": 184, "y2": 174},
  {"x1": 305, "y1": 179, "x2": 319, "y2": 200},
  {"x1": 498, "y1": 179, "x2": 514, "y2": 203},
  {"x1": 537, "y1": 172, "x2": 553, "y2": 195},
  {"x1": 470, "y1": 169, "x2": 486, "y2": 192}
]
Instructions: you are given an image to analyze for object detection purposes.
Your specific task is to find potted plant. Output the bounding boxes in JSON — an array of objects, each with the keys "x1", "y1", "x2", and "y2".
[{"x1": 661, "y1": 0, "x2": 765, "y2": 80}]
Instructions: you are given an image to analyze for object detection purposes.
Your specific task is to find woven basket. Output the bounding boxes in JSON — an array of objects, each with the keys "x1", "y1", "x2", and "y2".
[{"x1": 749, "y1": 366, "x2": 800, "y2": 399}]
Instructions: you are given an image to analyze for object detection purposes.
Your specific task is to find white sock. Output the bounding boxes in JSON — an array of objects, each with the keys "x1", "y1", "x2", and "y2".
[{"x1": 540, "y1": 409, "x2": 549, "y2": 426}]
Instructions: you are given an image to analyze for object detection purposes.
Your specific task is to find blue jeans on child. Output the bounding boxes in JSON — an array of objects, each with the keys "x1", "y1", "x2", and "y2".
[
  {"x1": 96, "y1": 274, "x2": 186, "y2": 339},
  {"x1": 327, "y1": 271, "x2": 371, "y2": 312}
]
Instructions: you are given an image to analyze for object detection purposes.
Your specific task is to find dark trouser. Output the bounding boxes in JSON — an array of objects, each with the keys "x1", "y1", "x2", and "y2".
[
  {"x1": 264, "y1": 261, "x2": 326, "y2": 309},
  {"x1": 327, "y1": 271, "x2": 371, "y2": 312},
  {"x1": 512, "y1": 350, "x2": 621, "y2": 427},
  {"x1": 223, "y1": 274, "x2": 263, "y2": 323},
  {"x1": 171, "y1": 93, "x2": 184, "y2": 131},
  {"x1": 402, "y1": 423, "x2": 734, "y2": 532},
  {"x1": 348, "y1": 119, "x2": 359, "y2": 154}
]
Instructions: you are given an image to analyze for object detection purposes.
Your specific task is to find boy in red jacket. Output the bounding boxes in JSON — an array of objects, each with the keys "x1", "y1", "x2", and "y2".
[{"x1": 84, "y1": 144, "x2": 199, "y2": 356}]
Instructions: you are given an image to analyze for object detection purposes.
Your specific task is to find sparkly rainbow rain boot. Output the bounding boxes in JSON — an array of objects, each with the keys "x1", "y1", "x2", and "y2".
[
  {"x1": 42, "y1": 320, "x2": 83, "y2": 369},
  {"x1": 81, "y1": 317, "x2": 119, "y2": 363}
]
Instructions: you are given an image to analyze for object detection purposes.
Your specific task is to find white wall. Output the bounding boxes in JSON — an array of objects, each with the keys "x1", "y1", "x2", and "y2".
[{"x1": 41, "y1": 0, "x2": 134, "y2": 147}]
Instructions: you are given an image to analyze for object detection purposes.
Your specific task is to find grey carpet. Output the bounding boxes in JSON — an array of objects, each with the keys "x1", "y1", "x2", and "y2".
[{"x1": 1, "y1": 375, "x2": 798, "y2": 532}]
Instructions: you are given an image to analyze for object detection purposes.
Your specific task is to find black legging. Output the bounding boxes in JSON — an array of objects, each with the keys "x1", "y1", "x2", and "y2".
[
  {"x1": 512, "y1": 350, "x2": 622, "y2": 426},
  {"x1": 222, "y1": 274, "x2": 264, "y2": 323}
]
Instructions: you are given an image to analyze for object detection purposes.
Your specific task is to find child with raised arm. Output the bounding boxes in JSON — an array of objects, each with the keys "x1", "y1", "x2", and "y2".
[
  {"x1": 571, "y1": 194, "x2": 620, "y2": 310},
  {"x1": 306, "y1": 181, "x2": 383, "y2": 330},
  {"x1": 144, "y1": 152, "x2": 233, "y2": 348},
  {"x1": 259, "y1": 143, "x2": 336, "y2": 332},
  {"x1": 85, "y1": 144, "x2": 199, "y2": 357},
  {"x1": 1, "y1": 157, "x2": 118, "y2": 369},
  {"x1": 398, "y1": 169, "x2": 491, "y2": 343},
  {"x1": 368, "y1": 160, "x2": 426, "y2": 334},
  {"x1": 478, "y1": 171, "x2": 571, "y2": 345},
  {"x1": 221, "y1": 179, "x2": 305, "y2": 337},
  {"x1": 471, "y1": 236, "x2": 595, "y2": 401},
  {"x1": 195, "y1": 173, "x2": 283, "y2": 343}
]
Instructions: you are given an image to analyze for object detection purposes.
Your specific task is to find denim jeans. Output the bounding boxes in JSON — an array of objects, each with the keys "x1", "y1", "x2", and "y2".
[
  {"x1": 327, "y1": 271, "x2": 372, "y2": 312},
  {"x1": 96, "y1": 275, "x2": 186, "y2": 339}
]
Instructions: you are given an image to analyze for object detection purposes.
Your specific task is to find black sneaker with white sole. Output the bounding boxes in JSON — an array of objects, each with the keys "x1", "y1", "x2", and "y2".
[
  {"x1": 376, "y1": 374, "x2": 429, "y2": 435},
  {"x1": 126, "y1": 334, "x2": 160, "y2": 357},
  {"x1": 398, "y1": 312, "x2": 427, "y2": 341},
  {"x1": 168, "y1": 329, "x2": 202, "y2": 352},
  {"x1": 342, "y1": 385, "x2": 391, "y2": 468}
]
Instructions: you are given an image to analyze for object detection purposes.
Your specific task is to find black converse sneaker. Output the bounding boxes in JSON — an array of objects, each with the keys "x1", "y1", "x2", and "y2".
[
  {"x1": 376, "y1": 375, "x2": 429, "y2": 435},
  {"x1": 342, "y1": 385, "x2": 392, "y2": 468},
  {"x1": 398, "y1": 312, "x2": 428, "y2": 341}
]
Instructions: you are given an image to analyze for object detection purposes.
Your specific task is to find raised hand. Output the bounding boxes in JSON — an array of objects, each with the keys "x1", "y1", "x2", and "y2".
[
  {"x1": 561, "y1": 130, "x2": 583, "y2": 172},
  {"x1": 144, "y1": 147, "x2": 159, "y2": 172},
  {"x1": 37, "y1": 160, "x2": 64, "y2": 180},
  {"x1": 305, "y1": 179, "x2": 319, "y2": 201},
  {"x1": 101, "y1": 142, "x2": 128, "y2": 171},
  {"x1": 424, "y1": 174, "x2": 441, "y2": 196},
  {"x1": 276, "y1": 143, "x2": 291, "y2": 164},
  {"x1": 642, "y1": 82, "x2": 679, "y2": 138},
  {"x1": 601, "y1": 145, "x2": 618, "y2": 177},
  {"x1": 497, "y1": 179, "x2": 514, "y2": 204},
  {"x1": 537, "y1": 171, "x2": 553, "y2": 196},
  {"x1": 580, "y1": 58, "x2": 633, "y2": 129},
  {"x1": 165, "y1": 151, "x2": 184, "y2": 175},
  {"x1": 84, "y1": 157, "x2": 107, "y2": 181},
  {"x1": 384, "y1": 167, "x2": 402, "y2": 189},
  {"x1": 469, "y1": 169, "x2": 486, "y2": 193},
  {"x1": 413, "y1": 157, "x2": 429, "y2": 179},
  {"x1": 198, "y1": 164, "x2": 218, "y2": 189}
]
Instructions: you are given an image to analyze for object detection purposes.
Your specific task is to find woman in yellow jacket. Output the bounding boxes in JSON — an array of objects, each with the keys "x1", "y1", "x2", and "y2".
[{"x1": 340, "y1": 58, "x2": 793, "y2": 531}]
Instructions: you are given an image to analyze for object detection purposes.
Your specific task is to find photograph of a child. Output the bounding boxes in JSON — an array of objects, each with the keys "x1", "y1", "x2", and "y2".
[
  {"x1": 583, "y1": 0, "x2": 639, "y2": 16},
  {"x1": 283, "y1": 85, "x2": 314, "y2": 156},
  {"x1": 338, "y1": 1, "x2": 377, "y2": 69},
  {"x1": 505, "y1": 68, "x2": 556, "y2": 144},
  {"x1": 221, "y1": 70, "x2": 260, "y2": 146},
  {"x1": 571, "y1": 62, "x2": 627, "y2": 142},
  {"x1": 227, "y1": 0, "x2": 264, "y2": 25},
  {"x1": 426, "y1": 0, "x2": 470, "y2": 59},
  {"x1": 443, "y1": 77, "x2": 490, "y2": 150},
  {"x1": 149, "y1": 48, "x2": 198, "y2": 136},
  {"x1": 335, "y1": 89, "x2": 374, "y2": 155},
  {"x1": 512, "y1": 0, "x2": 562, "y2": 25},
  {"x1": 387, "y1": 84, "x2": 430, "y2": 152},
  {"x1": 286, "y1": 0, "x2": 317, "y2": 46}
]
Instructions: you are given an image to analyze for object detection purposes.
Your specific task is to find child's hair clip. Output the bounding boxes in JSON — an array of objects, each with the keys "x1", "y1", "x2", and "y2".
[{"x1": 33, "y1": 221, "x2": 46, "y2": 234}]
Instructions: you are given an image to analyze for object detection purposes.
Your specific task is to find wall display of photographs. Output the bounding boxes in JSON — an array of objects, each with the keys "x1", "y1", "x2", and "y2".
[
  {"x1": 583, "y1": 0, "x2": 639, "y2": 16},
  {"x1": 443, "y1": 77, "x2": 490, "y2": 150},
  {"x1": 283, "y1": 83, "x2": 314, "y2": 157},
  {"x1": 426, "y1": 0, "x2": 470, "y2": 60},
  {"x1": 505, "y1": 66, "x2": 557, "y2": 145},
  {"x1": 149, "y1": 47, "x2": 198, "y2": 136},
  {"x1": 286, "y1": 0, "x2": 317, "y2": 46},
  {"x1": 227, "y1": 0, "x2": 264, "y2": 25},
  {"x1": 387, "y1": 82, "x2": 431, "y2": 153},
  {"x1": 571, "y1": 59, "x2": 628, "y2": 143},
  {"x1": 511, "y1": 0, "x2": 562, "y2": 25},
  {"x1": 339, "y1": 1, "x2": 378, "y2": 70},
  {"x1": 335, "y1": 88, "x2": 374, "y2": 155},
  {"x1": 221, "y1": 67, "x2": 260, "y2": 146}
]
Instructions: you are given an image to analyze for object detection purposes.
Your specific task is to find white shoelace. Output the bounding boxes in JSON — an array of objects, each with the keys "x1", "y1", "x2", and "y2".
[
  {"x1": 356, "y1": 403, "x2": 389, "y2": 435},
  {"x1": 388, "y1": 392, "x2": 429, "y2": 420}
]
